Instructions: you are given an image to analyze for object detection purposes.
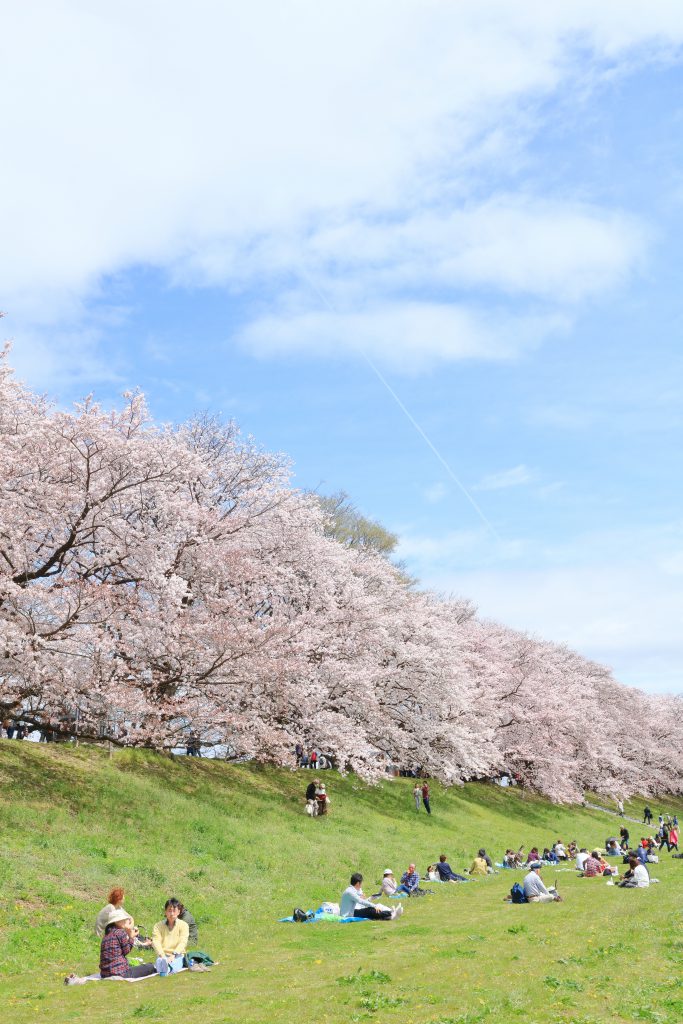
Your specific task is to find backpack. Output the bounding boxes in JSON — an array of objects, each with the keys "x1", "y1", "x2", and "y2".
[
  {"x1": 186, "y1": 950, "x2": 215, "y2": 966},
  {"x1": 510, "y1": 882, "x2": 527, "y2": 904},
  {"x1": 293, "y1": 908, "x2": 314, "y2": 922}
]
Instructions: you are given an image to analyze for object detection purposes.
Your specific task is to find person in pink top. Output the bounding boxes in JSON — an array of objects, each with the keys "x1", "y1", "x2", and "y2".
[{"x1": 668, "y1": 826, "x2": 679, "y2": 852}]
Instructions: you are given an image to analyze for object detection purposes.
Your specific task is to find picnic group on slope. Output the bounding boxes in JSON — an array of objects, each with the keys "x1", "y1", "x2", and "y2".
[
  {"x1": 503, "y1": 830, "x2": 671, "y2": 904},
  {"x1": 329, "y1": 850, "x2": 497, "y2": 922},
  {"x1": 65, "y1": 887, "x2": 208, "y2": 984}
]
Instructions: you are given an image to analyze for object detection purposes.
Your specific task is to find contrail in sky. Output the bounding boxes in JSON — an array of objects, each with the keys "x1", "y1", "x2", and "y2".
[{"x1": 299, "y1": 268, "x2": 501, "y2": 542}]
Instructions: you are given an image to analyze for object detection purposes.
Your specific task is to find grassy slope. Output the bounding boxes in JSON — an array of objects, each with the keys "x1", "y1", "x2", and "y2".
[{"x1": 0, "y1": 743, "x2": 681, "y2": 1024}]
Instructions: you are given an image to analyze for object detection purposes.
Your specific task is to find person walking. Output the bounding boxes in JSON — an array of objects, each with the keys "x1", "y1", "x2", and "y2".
[
  {"x1": 643, "y1": 805, "x2": 652, "y2": 825},
  {"x1": 421, "y1": 781, "x2": 431, "y2": 815},
  {"x1": 412, "y1": 783, "x2": 422, "y2": 812},
  {"x1": 617, "y1": 799, "x2": 625, "y2": 817},
  {"x1": 668, "y1": 825, "x2": 679, "y2": 852},
  {"x1": 661, "y1": 824, "x2": 670, "y2": 851}
]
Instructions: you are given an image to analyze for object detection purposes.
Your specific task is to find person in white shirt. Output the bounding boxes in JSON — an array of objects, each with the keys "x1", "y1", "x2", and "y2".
[
  {"x1": 633, "y1": 863, "x2": 650, "y2": 887},
  {"x1": 618, "y1": 857, "x2": 650, "y2": 888},
  {"x1": 575, "y1": 849, "x2": 589, "y2": 871},
  {"x1": 523, "y1": 863, "x2": 562, "y2": 903},
  {"x1": 553, "y1": 841, "x2": 567, "y2": 860},
  {"x1": 340, "y1": 873, "x2": 402, "y2": 920}
]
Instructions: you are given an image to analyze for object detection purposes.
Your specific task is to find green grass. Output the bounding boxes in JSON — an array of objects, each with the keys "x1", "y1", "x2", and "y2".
[{"x1": 0, "y1": 742, "x2": 681, "y2": 1024}]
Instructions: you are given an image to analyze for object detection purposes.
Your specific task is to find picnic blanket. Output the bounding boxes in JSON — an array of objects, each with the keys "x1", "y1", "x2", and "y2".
[
  {"x1": 278, "y1": 907, "x2": 368, "y2": 924},
  {"x1": 66, "y1": 968, "x2": 188, "y2": 985}
]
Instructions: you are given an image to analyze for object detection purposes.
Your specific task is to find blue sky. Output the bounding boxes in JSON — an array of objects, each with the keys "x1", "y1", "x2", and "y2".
[{"x1": 2, "y1": 2, "x2": 683, "y2": 694}]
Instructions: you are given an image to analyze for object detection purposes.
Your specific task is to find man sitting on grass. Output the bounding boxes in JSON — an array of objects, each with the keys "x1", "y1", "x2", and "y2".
[
  {"x1": 396, "y1": 863, "x2": 420, "y2": 895},
  {"x1": 340, "y1": 873, "x2": 403, "y2": 920},
  {"x1": 523, "y1": 862, "x2": 562, "y2": 903},
  {"x1": 436, "y1": 853, "x2": 469, "y2": 882}
]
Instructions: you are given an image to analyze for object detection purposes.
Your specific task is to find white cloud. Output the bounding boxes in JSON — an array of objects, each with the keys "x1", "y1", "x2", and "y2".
[
  {"x1": 237, "y1": 301, "x2": 569, "y2": 370},
  {"x1": 1, "y1": 2, "x2": 681, "y2": 372},
  {"x1": 474, "y1": 464, "x2": 535, "y2": 491},
  {"x1": 397, "y1": 521, "x2": 683, "y2": 694}
]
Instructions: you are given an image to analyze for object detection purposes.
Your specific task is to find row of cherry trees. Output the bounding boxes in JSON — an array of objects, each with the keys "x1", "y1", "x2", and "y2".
[{"x1": 1, "y1": 352, "x2": 680, "y2": 802}]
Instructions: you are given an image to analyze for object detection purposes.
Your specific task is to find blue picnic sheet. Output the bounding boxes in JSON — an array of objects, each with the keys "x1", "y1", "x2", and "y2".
[{"x1": 278, "y1": 908, "x2": 369, "y2": 924}]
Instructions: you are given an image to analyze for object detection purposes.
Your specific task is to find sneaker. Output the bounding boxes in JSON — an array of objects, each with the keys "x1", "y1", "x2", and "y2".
[{"x1": 393, "y1": 903, "x2": 404, "y2": 919}]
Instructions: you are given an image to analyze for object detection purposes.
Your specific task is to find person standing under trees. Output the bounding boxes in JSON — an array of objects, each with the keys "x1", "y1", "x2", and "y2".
[
  {"x1": 617, "y1": 799, "x2": 625, "y2": 816},
  {"x1": 643, "y1": 805, "x2": 652, "y2": 825},
  {"x1": 412, "y1": 783, "x2": 422, "y2": 812},
  {"x1": 422, "y1": 781, "x2": 431, "y2": 815}
]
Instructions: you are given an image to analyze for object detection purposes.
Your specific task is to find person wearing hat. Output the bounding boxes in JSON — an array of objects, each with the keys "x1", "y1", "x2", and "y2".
[
  {"x1": 523, "y1": 862, "x2": 561, "y2": 903},
  {"x1": 99, "y1": 908, "x2": 157, "y2": 979},
  {"x1": 380, "y1": 869, "x2": 398, "y2": 897}
]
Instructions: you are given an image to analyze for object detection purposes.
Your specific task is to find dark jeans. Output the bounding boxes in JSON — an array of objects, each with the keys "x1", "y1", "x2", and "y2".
[
  {"x1": 423, "y1": 798, "x2": 431, "y2": 815},
  {"x1": 125, "y1": 963, "x2": 157, "y2": 979},
  {"x1": 353, "y1": 907, "x2": 392, "y2": 920}
]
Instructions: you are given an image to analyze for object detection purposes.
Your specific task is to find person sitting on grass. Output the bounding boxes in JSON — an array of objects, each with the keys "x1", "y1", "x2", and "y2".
[
  {"x1": 469, "y1": 850, "x2": 490, "y2": 877},
  {"x1": 618, "y1": 856, "x2": 650, "y2": 888},
  {"x1": 543, "y1": 847, "x2": 559, "y2": 865},
  {"x1": 177, "y1": 902, "x2": 198, "y2": 945},
  {"x1": 380, "y1": 869, "x2": 398, "y2": 897},
  {"x1": 396, "y1": 863, "x2": 420, "y2": 895},
  {"x1": 553, "y1": 840, "x2": 567, "y2": 860},
  {"x1": 340, "y1": 873, "x2": 402, "y2": 920},
  {"x1": 152, "y1": 898, "x2": 190, "y2": 974},
  {"x1": 436, "y1": 853, "x2": 468, "y2": 882},
  {"x1": 581, "y1": 851, "x2": 604, "y2": 877},
  {"x1": 526, "y1": 846, "x2": 540, "y2": 865},
  {"x1": 100, "y1": 909, "x2": 157, "y2": 979},
  {"x1": 523, "y1": 862, "x2": 562, "y2": 903},
  {"x1": 95, "y1": 886, "x2": 126, "y2": 938},
  {"x1": 575, "y1": 848, "x2": 589, "y2": 871}
]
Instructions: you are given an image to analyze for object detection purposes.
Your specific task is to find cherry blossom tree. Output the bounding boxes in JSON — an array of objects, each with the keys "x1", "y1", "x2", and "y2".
[{"x1": 1, "y1": 350, "x2": 681, "y2": 802}]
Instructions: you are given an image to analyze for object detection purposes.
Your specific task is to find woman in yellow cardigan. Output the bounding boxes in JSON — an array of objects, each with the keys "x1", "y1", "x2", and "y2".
[{"x1": 152, "y1": 898, "x2": 189, "y2": 975}]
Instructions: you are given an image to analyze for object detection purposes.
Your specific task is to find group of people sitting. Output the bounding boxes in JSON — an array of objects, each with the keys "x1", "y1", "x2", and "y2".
[
  {"x1": 304, "y1": 778, "x2": 331, "y2": 816},
  {"x1": 337, "y1": 848, "x2": 499, "y2": 921},
  {"x1": 66, "y1": 886, "x2": 201, "y2": 983},
  {"x1": 576, "y1": 848, "x2": 651, "y2": 887},
  {"x1": 502, "y1": 839, "x2": 574, "y2": 867}
]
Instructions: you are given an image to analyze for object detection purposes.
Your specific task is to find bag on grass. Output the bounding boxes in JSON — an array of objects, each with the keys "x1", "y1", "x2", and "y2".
[
  {"x1": 293, "y1": 908, "x2": 314, "y2": 922},
  {"x1": 185, "y1": 950, "x2": 215, "y2": 966},
  {"x1": 510, "y1": 882, "x2": 527, "y2": 904}
]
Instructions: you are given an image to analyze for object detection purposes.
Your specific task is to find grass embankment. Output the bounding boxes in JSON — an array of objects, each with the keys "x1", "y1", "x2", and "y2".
[{"x1": 0, "y1": 743, "x2": 681, "y2": 1024}]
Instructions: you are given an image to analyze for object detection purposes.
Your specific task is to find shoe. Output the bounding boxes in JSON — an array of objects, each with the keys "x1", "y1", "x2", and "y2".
[{"x1": 393, "y1": 903, "x2": 404, "y2": 919}]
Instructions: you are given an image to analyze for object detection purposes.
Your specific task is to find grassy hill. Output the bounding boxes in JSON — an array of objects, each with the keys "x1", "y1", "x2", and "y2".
[{"x1": 0, "y1": 742, "x2": 681, "y2": 1024}]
